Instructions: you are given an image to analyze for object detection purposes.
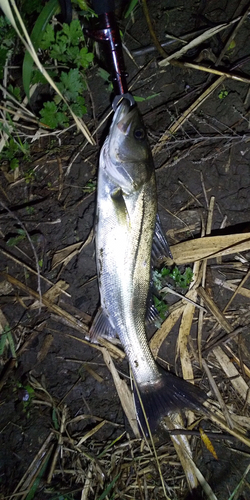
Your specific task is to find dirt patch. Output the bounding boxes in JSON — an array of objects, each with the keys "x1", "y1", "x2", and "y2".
[{"x1": 1, "y1": 0, "x2": 250, "y2": 499}]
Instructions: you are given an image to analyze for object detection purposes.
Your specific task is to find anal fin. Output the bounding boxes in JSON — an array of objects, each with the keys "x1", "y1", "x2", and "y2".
[{"x1": 89, "y1": 307, "x2": 117, "y2": 340}]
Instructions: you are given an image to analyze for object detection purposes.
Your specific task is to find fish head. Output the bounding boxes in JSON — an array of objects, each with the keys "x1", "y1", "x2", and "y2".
[{"x1": 106, "y1": 100, "x2": 154, "y2": 194}]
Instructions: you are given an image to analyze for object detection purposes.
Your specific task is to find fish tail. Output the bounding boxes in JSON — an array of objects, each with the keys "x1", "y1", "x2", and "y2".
[{"x1": 134, "y1": 367, "x2": 206, "y2": 434}]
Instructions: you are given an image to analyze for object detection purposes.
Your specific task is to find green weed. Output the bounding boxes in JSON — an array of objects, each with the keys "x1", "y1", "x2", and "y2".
[
  {"x1": 0, "y1": 105, "x2": 31, "y2": 174},
  {"x1": 218, "y1": 88, "x2": 228, "y2": 99},
  {"x1": 83, "y1": 178, "x2": 97, "y2": 193},
  {"x1": 6, "y1": 228, "x2": 26, "y2": 247},
  {"x1": 6, "y1": 229, "x2": 40, "y2": 247},
  {"x1": 52, "y1": 406, "x2": 60, "y2": 430},
  {"x1": 153, "y1": 265, "x2": 193, "y2": 290},
  {"x1": 21, "y1": 383, "x2": 35, "y2": 411},
  {"x1": 152, "y1": 265, "x2": 193, "y2": 323},
  {"x1": 24, "y1": 168, "x2": 35, "y2": 184},
  {"x1": 34, "y1": 18, "x2": 94, "y2": 128},
  {"x1": 26, "y1": 205, "x2": 35, "y2": 215},
  {"x1": 0, "y1": 15, "x2": 16, "y2": 79},
  {"x1": 0, "y1": 324, "x2": 16, "y2": 358},
  {"x1": 134, "y1": 93, "x2": 160, "y2": 102},
  {"x1": 98, "y1": 67, "x2": 113, "y2": 91},
  {"x1": 124, "y1": 0, "x2": 139, "y2": 18},
  {"x1": 153, "y1": 295, "x2": 169, "y2": 322},
  {"x1": 96, "y1": 473, "x2": 121, "y2": 500}
]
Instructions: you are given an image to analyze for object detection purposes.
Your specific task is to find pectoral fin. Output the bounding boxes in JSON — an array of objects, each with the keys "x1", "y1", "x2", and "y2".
[{"x1": 111, "y1": 188, "x2": 129, "y2": 226}]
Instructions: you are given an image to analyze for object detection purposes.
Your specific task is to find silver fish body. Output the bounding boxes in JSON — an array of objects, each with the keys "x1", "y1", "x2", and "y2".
[{"x1": 91, "y1": 100, "x2": 205, "y2": 432}]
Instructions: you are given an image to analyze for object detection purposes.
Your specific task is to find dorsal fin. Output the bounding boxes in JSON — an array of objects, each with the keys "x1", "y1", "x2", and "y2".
[{"x1": 152, "y1": 214, "x2": 172, "y2": 265}]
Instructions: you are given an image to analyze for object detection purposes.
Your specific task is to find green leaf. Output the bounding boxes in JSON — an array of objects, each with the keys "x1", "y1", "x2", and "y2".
[
  {"x1": 52, "y1": 407, "x2": 59, "y2": 430},
  {"x1": 0, "y1": 325, "x2": 16, "y2": 357},
  {"x1": 66, "y1": 45, "x2": 80, "y2": 63},
  {"x1": 76, "y1": 46, "x2": 94, "y2": 68},
  {"x1": 124, "y1": 0, "x2": 139, "y2": 18},
  {"x1": 71, "y1": 95, "x2": 86, "y2": 116},
  {"x1": 97, "y1": 473, "x2": 121, "y2": 500},
  {"x1": 72, "y1": 0, "x2": 96, "y2": 17},
  {"x1": 39, "y1": 23, "x2": 55, "y2": 50},
  {"x1": 22, "y1": 0, "x2": 60, "y2": 98},
  {"x1": 25, "y1": 448, "x2": 52, "y2": 500},
  {"x1": 22, "y1": 0, "x2": 43, "y2": 14},
  {"x1": 62, "y1": 19, "x2": 84, "y2": 46},
  {"x1": 218, "y1": 89, "x2": 228, "y2": 99},
  {"x1": 39, "y1": 101, "x2": 59, "y2": 128},
  {"x1": 0, "y1": 333, "x2": 8, "y2": 356},
  {"x1": 152, "y1": 269, "x2": 163, "y2": 291},
  {"x1": 6, "y1": 231, "x2": 26, "y2": 247},
  {"x1": 57, "y1": 69, "x2": 84, "y2": 101},
  {"x1": 55, "y1": 111, "x2": 69, "y2": 127},
  {"x1": 153, "y1": 295, "x2": 168, "y2": 321},
  {"x1": 0, "y1": 48, "x2": 8, "y2": 79},
  {"x1": 10, "y1": 158, "x2": 19, "y2": 170},
  {"x1": 7, "y1": 329, "x2": 16, "y2": 357},
  {"x1": 31, "y1": 68, "x2": 54, "y2": 84},
  {"x1": 7, "y1": 84, "x2": 21, "y2": 101},
  {"x1": 50, "y1": 41, "x2": 68, "y2": 61},
  {"x1": 134, "y1": 93, "x2": 159, "y2": 102},
  {"x1": 97, "y1": 67, "x2": 110, "y2": 82}
]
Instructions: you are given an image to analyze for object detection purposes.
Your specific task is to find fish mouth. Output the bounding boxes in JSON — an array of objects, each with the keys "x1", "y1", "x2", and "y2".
[
  {"x1": 117, "y1": 108, "x2": 138, "y2": 135},
  {"x1": 111, "y1": 97, "x2": 137, "y2": 135},
  {"x1": 112, "y1": 93, "x2": 135, "y2": 111},
  {"x1": 114, "y1": 108, "x2": 138, "y2": 141}
]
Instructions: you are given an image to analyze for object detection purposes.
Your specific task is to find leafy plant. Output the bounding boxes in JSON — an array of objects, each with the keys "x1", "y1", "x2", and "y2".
[
  {"x1": 96, "y1": 473, "x2": 121, "y2": 500},
  {"x1": 0, "y1": 15, "x2": 16, "y2": 79},
  {"x1": 153, "y1": 265, "x2": 193, "y2": 290},
  {"x1": 97, "y1": 67, "x2": 113, "y2": 91},
  {"x1": 124, "y1": 0, "x2": 139, "y2": 18},
  {"x1": 37, "y1": 19, "x2": 93, "y2": 128},
  {"x1": 7, "y1": 84, "x2": 22, "y2": 102},
  {"x1": 6, "y1": 228, "x2": 41, "y2": 247},
  {"x1": 52, "y1": 407, "x2": 60, "y2": 430},
  {"x1": 83, "y1": 178, "x2": 97, "y2": 193},
  {"x1": 134, "y1": 93, "x2": 160, "y2": 102},
  {"x1": 20, "y1": 0, "x2": 94, "y2": 130},
  {"x1": 21, "y1": 383, "x2": 35, "y2": 411},
  {"x1": 0, "y1": 120, "x2": 30, "y2": 172},
  {"x1": 6, "y1": 228, "x2": 26, "y2": 247},
  {"x1": 24, "y1": 167, "x2": 35, "y2": 184},
  {"x1": 0, "y1": 324, "x2": 16, "y2": 357},
  {"x1": 26, "y1": 205, "x2": 35, "y2": 215},
  {"x1": 153, "y1": 295, "x2": 168, "y2": 322},
  {"x1": 152, "y1": 265, "x2": 193, "y2": 323},
  {"x1": 218, "y1": 88, "x2": 228, "y2": 99},
  {"x1": 72, "y1": 0, "x2": 96, "y2": 19},
  {"x1": 168, "y1": 266, "x2": 193, "y2": 288}
]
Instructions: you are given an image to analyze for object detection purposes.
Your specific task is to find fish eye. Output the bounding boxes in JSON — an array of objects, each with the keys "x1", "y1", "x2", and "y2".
[{"x1": 134, "y1": 128, "x2": 145, "y2": 140}]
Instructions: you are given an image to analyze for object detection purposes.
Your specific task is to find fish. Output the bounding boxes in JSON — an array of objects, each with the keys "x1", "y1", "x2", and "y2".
[{"x1": 90, "y1": 98, "x2": 206, "y2": 433}]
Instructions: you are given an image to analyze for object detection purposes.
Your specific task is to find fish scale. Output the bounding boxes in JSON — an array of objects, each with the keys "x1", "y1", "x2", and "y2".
[{"x1": 90, "y1": 98, "x2": 206, "y2": 433}]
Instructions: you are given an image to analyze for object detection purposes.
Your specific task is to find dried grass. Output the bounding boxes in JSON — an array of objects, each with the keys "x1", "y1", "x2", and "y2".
[
  {"x1": 1, "y1": 2, "x2": 250, "y2": 497},
  {"x1": 2, "y1": 188, "x2": 250, "y2": 500}
]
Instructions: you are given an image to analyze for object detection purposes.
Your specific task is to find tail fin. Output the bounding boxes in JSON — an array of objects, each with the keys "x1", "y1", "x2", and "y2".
[{"x1": 134, "y1": 367, "x2": 206, "y2": 435}]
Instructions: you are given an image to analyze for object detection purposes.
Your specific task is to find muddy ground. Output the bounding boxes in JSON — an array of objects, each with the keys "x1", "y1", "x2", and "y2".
[{"x1": 1, "y1": 0, "x2": 250, "y2": 499}]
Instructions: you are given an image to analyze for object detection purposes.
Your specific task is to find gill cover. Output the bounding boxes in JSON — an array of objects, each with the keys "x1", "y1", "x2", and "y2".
[{"x1": 105, "y1": 100, "x2": 153, "y2": 193}]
